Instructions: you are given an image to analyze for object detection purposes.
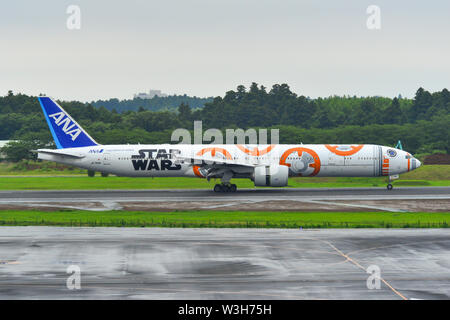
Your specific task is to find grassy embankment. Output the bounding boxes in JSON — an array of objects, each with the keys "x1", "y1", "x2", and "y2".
[
  {"x1": 0, "y1": 164, "x2": 448, "y2": 190},
  {"x1": 0, "y1": 161, "x2": 85, "y2": 176},
  {"x1": 0, "y1": 210, "x2": 449, "y2": 228}
]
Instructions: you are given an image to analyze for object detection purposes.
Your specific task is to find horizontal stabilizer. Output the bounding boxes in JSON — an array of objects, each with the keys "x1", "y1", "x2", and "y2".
[{"x1": 34, "y1": 149, "x2": 86, "y2": 159}]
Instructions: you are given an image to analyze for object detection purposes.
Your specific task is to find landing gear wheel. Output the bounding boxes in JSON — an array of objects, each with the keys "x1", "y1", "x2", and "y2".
[
  {"x1": 387, "y1": 184, "x2": 393, "y2": 190},
  {"x1": 213, "y1": 183, "x2": 237, "y2": 192}
]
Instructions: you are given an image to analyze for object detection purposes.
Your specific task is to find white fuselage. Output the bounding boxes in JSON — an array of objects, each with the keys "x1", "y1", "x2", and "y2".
[{"x1": 37, "y1": 144, "x2": 420, "y2": 181}]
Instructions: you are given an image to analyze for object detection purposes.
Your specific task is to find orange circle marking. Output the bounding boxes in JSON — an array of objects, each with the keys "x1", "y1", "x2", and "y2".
[
  {"x1": 236, "y1": 145, "x2": 275, "y2": 156},
  {"x1": 279, "y1": 147, "x2": 321, "y2": 177},
  {"x1": 196, "y1": 147, "x2": 233, "y2": 160},
  {"x1": 325, "y1": 145, "x2": 364, "y2": 156}
]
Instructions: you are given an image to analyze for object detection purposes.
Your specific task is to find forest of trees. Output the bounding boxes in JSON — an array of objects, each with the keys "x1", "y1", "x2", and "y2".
[
  {"x1": 91, "y1": 94, "x2": 213, "y2": 112},
  {"x1": 0, "y1": 83, "x2": 448, "y2": 161}
]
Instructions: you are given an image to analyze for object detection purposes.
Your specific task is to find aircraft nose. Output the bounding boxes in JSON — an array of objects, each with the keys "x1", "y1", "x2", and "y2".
[
  {"x1": 412, "y1": 158, "x2": 421, "y2": 170},
  {"x1": 416, "y1": 159, "x2": 422, "y2": 168}
]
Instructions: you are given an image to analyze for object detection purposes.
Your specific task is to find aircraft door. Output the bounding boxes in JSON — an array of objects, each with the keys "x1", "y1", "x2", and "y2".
[{"x1": 103, "y1": 153, "x2": 111, "y2": 165}]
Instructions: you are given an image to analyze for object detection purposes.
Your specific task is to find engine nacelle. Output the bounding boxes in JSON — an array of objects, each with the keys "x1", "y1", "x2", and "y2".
[{"x1": 253, "y1": 164, "x2": 289, "y2": 187}]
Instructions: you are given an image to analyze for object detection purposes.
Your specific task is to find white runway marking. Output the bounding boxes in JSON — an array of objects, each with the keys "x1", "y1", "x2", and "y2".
[{"x1": 302, "y1": 199, "x2": 409, "y2": 212}]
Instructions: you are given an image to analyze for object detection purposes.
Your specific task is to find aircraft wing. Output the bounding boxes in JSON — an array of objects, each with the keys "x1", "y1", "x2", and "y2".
[
  {"x1": 34, "y1": 149, "x2": 86, "y2": 159},
  {"x1": 175, "y1": 154, "x2": 257, "y2": 168}
]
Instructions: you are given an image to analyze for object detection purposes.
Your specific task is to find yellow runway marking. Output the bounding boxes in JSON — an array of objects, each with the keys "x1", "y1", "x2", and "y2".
[{"x1": 321, "y1": 239, "x2": 408, "y2": 300}]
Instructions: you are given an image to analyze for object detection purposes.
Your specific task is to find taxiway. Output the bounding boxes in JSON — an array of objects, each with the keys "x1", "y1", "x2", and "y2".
[{"x1": 0, "y1": 187, "x2": 448, "y2": 212}]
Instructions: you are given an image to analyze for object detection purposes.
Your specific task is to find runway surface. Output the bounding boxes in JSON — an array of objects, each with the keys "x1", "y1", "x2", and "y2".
[
  {"x1": 0, "y1": 227, "x2": 449, "y2": 300},
  {"x1": 1, "y1": 186, "x2": 449, "y2": 199},
  {"x1": 0, "y1": 187, "x2": 448, "y2": 212}
]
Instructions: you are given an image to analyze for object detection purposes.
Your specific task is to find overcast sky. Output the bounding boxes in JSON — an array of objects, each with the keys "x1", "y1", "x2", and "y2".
[{"x1": 1, "y1": 0, "x2": 449, "y2": 101}]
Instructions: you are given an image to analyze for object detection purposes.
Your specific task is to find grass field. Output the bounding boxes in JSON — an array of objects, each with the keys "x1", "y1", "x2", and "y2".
[
  {"x1": 0, "y1": 165, "x2": 448, "y2": 190},
  {"x1": 0, "y1": 162, "x2": 85, "y2": 176},
  {"x1": 0, "y1": 210, "x2": 449, "y2": 228}
]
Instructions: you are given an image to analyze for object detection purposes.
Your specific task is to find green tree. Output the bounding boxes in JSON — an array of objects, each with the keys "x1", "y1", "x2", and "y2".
[
  {"x1": 410, "y1": 87, "x2": 432, "y2": 121},
  {"x1": 178, "y1": 103, "x2": 192, "y2": 122},
  {"x1": 1, "y1": 141, "x2": 38, "y2": 162},
  {"x1": 383, "y1": 97, "x2": 404, "y2": 124}
]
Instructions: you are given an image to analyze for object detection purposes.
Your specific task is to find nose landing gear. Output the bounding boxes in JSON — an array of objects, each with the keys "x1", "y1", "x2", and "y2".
[
  {"x1": 213, "y1": 183, "x2": 237, "y2": 192},
  {"x1": 386, "y1": 174, "x2": 398, "y2": 190}
]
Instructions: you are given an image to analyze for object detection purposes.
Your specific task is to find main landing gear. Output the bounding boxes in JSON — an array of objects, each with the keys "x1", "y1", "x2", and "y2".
[
  {"x1": 213, "y1": 183, "x2": 237, "y2": 193},
  {"x1": 212, "y1": 171, "x2": 236, "y2": 192}
]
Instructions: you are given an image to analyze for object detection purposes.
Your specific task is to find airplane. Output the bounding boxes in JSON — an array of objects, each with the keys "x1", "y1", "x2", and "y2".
[{"x1": 36, "y1": 97, "x2": 422, "y2": 192}]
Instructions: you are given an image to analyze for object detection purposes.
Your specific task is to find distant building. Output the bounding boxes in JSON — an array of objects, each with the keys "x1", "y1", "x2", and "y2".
[
  {"x1": 0, "y1": 140, "x2": 14, "y2": 159},
  {"x1": 0, "y1": 141, "x2": 10, "y2": 148},
  {"x1": 134, "y1": 89, "x2": 168, "y2": 99}
]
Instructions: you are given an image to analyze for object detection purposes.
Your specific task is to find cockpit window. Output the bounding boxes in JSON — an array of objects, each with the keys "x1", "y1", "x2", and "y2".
[{"x1": 405, "y1": 155, "x2": 412, "y2": 159}]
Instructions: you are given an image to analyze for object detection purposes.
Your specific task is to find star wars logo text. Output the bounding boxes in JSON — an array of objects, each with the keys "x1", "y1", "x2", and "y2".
[{"x1": 131, "y1": 149, "x2": 181, "y2": 171}]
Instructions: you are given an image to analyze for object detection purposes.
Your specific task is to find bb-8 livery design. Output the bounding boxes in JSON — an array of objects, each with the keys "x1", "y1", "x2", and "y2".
[{"x1": 36, "y1": 97, "x2": 422, "y2": 193}]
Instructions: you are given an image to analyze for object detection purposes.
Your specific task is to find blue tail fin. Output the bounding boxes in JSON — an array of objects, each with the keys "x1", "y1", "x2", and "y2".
[{"x1": 38, "y1": 97, "x2": 98, "y2": 149}]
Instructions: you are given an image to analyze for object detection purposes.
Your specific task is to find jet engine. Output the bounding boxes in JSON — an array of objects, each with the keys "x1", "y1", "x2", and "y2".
[{"x1": 253, "y1": 164, "x2": 289, "y2": 187}]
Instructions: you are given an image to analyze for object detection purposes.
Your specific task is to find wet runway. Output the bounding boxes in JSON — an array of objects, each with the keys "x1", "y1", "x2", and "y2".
[
  {"x1": 1, "y1": 186, "x2": 449, "y2": 200},
  {"x1": 0, "y1": 227, "x2": 449, "y2": 300},
  {"x1": 0, "y1": 187, "x2": 448, "y2": 212}
]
